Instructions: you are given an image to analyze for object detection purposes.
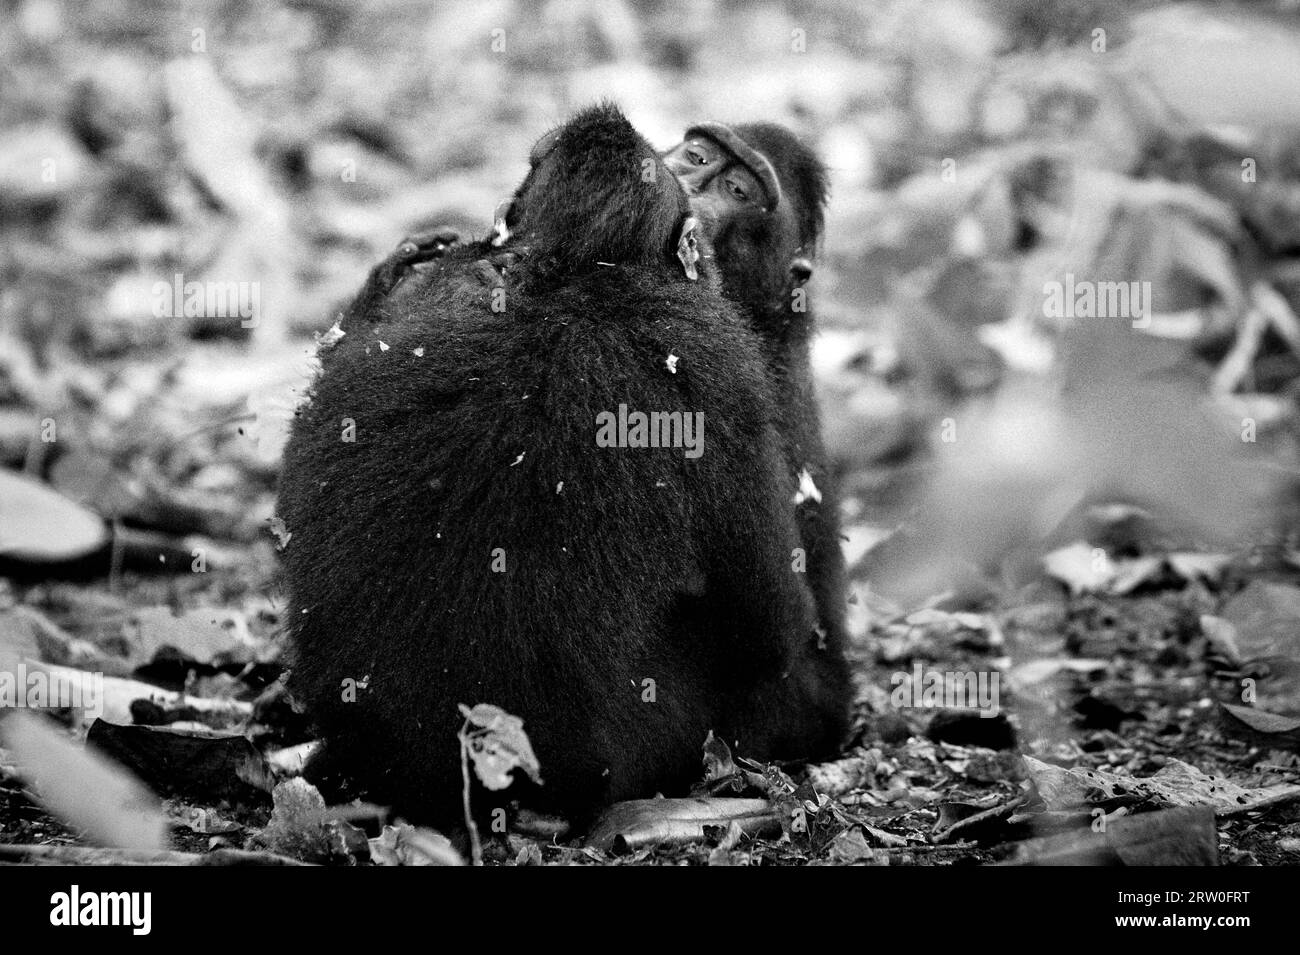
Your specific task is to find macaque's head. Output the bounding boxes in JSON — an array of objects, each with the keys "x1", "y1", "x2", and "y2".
[
  {"x1": 500, "y1": 103, "x2": 703, "y2": 281},
  {"x1": 663, "y1": 121, "x2": 828, "y2": 308}
]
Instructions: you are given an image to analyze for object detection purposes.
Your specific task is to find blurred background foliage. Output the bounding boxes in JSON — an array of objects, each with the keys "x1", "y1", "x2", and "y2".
[{"x1": 3, "y1": 0, "x2": 1300, "y2": 611}]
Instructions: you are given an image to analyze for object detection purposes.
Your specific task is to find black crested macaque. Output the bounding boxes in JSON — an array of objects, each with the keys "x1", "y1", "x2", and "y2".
[
  {"x1": 333, "y1": 226, "x2": 519, "y2": 335},
  {"x1": 278, "y1": 104, "x2": 851, "y2": 826},
  {"x1": 664, "y1": 122, "x2": 848, "y2": 669},
  {"x1": 352, "y1": 124, "x2": 848, "y2": 666}
]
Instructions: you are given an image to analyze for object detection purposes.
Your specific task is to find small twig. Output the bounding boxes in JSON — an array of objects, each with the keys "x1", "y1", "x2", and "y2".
[
  {"x1": 932, "y1": 795, "x2": 1028, "y2": 844},
  {"x1": 876, "y1": 841, "x2": 979, "y2": 853},
  {"x1": 459, "y1": 721, "x2": 483, "y2": 866},
  {"x1": 1216, "y1": 785, "x2": 1300, "y2": 819},
  {"x1": 1212, "y1": 282, "x2": 1300, "y2": 396},
  {"x1": 22, "y1": 420, "x2": 46, "y2": 477},
  {"x1": 1212, "y1": 304, "x2": 1265, "y2": 395},
  {"x1": 108, "y1": 518, "x2": 125, "y2": 593},
  {"x1": 0, "y1": 844, "x2": 306, "y2": 865},
  {"x1": 1253, "y1": 280, "x2": 1300, "y2": 353}
]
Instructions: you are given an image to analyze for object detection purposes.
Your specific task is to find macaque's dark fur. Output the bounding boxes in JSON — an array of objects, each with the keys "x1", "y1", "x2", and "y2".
[
  {"x1": 699, "y1": 122, "x2": 847, "y2": 664},
  {"x1": 278, "y1": 104, "x2": 850, "y2": 825}
]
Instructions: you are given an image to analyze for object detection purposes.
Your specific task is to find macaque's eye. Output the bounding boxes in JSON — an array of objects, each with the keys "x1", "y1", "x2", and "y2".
[
  {"x1": 722, "y1": 167, "x2": 763, "y2": 208},
  {"x1": 684, "y1": 140, "x2": 717, "y2": 167}
]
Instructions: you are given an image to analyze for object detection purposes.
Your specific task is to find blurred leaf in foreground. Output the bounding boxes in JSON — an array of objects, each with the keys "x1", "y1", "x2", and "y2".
[{"x1": 0, "y1": 710, "x2": 165, "y2": 852}]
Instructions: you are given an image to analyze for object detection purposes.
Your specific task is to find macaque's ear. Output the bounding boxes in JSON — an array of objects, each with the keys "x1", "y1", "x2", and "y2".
[
  {"x1": 491, "y1": 198, "x2": 513, "y2": 247},
  {"x1": 789, "y1": 257, "x2": 813, "y2": 287},
  {"x1": 676, "y1": 216, "x2": 700, "y2": 281}
]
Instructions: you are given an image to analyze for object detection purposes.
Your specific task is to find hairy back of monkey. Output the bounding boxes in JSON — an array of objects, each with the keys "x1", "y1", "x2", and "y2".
[{"x1": 277, "y1": 106, "x2": 849, "y2": 825}]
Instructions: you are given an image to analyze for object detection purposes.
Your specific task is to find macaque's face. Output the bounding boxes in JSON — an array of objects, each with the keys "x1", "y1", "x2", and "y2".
[
  {"x1": 664, "y1": 130, "x2": 813, "y2": 297},
  {"x1": 663, "y1": 135, "x2": 775, "y2": 226}
]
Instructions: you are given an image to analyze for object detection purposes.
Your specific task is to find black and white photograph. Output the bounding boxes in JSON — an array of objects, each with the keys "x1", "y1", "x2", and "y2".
[{"x1": 0, "y1": 0, "x2": 1293, "y2": 921}]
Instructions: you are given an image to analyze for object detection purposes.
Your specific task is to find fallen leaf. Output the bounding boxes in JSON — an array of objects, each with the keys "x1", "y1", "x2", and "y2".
[
  {"x1": 0, "y1": 470, "x2": 107, "y2": 562},
  {"x1": 1, "y1": 710, "x2": 165, "y2": 852}
]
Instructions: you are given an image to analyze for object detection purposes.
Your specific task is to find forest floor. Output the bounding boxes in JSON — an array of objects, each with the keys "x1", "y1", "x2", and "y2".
[{"x1": 4, "y1": 1, "x2": 1300, "y2": 865}]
